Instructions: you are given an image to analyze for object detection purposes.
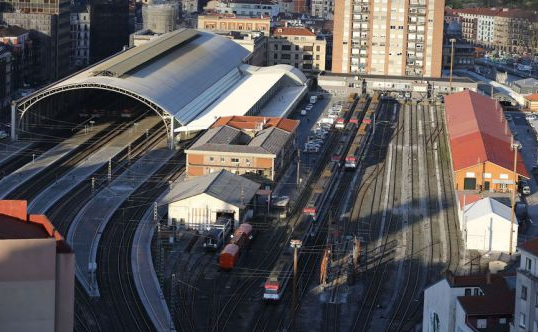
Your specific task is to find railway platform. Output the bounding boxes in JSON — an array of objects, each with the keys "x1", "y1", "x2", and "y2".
[
  {"x1": 0, "y1": 123, "x2": 110, "y2": 199},
  {"x1": 0, "y1": 140, "x2": 32, "y2": 168},
  {"x1": 132, "y1": 193, "x2": 174, "y2": 332},
  {"x1": 28, "y1": 116, "x2": 162, "y2": 214},
  {"x1": 67, "y1": 140, "x2": 174, "y2": 297}
]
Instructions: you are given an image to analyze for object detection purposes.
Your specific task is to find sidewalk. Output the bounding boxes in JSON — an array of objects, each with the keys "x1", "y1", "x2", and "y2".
[{"x1": 67, "y1": 140, "x2": 174, "y2": 296}]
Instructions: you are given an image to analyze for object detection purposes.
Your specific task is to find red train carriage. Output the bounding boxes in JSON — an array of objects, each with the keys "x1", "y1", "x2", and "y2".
[{"x1": 218, "y1": 223, "x2": 253, "y2": 270}]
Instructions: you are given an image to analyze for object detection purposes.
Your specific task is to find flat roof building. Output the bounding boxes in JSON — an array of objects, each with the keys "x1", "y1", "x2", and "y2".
[
  {"x1": 0, "y1": 200, "x2": 74, "y2": 332},
  {"x1": 445, "y1": 90, "x2": 528, "y2": 193},
  {"x1": 186, "y1": 116, "x2": 299, "y2": 181},
  {"x1": 269, "y1": 27, "x2": 326, "y2": 72}
]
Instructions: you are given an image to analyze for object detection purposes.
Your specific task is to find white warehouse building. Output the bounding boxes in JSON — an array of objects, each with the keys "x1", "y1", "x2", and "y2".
[
  {"x1": 459, "y1": 197, "x2": 518, "y2": 253},
  {"x1": 164, "y1": 170, "x2": 260, "y2": 230}
]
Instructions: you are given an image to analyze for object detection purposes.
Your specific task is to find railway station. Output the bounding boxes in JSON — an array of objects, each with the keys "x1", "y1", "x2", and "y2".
[{"x1": 10, "y1": 28, "x2": 308, "y2": 148}]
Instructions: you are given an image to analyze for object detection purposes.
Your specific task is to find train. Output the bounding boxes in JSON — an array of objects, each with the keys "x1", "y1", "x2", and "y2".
[
  {"x1": 202, "y1": 216, "x2": 233, "y2": 250},
  {"x1": 302, "y1": 162, "x2": 339, "y2": 222},
  {"x1": 344, "y1": 94, "x2": 379, "y2": 170},
  {"x1": 263, "y1": 254, "x2": 292, "y2": 300},
  {"x1": 218, "y1": 223, "x2": 253, "y2": 270}
]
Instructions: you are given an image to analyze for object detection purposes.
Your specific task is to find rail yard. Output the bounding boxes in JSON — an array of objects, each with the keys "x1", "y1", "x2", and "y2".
[{"x1": 2, "y1": 89, "x2": 463, "y2": 332}]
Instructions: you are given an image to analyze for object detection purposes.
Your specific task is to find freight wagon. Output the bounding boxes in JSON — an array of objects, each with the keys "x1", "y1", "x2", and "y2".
[{"x1": 219, "y1": 223, "x2": 253, "y2": 270}]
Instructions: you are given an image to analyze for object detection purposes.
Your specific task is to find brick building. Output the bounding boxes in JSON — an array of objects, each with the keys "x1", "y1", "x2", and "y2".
[
  {"x1": 445, "y1": 90, "x2": 528, "y2": 193},
  {"x1": 185, "y1": 116, "x2": 299, "y2": 182},
  {"x1": 268, "y1": 26, "x2": 326, "y2": 72}
]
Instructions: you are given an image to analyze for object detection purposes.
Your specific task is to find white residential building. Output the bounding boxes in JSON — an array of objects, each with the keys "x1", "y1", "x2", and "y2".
[
  {"x1": 205, "y1": 0, "x2": 280, "y2": 18},
  {"x1": 513, "y1": 238, "x2": 538, "y2": 332},
  {"x1": 459, "y1": 197, "x2": 518, "y2": 253},
  {"x1": 423, "y1": 273, "x2": 515, "y2": 332}
]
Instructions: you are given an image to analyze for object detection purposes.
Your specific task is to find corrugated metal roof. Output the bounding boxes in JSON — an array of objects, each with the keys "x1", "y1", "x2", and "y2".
[
  {"x1": 91, "y1": 29, "x2": 198, "y2": 77},
  {"x1": 165, "y1": 170, "x2": 260, "y2": 207},
  {"x1": 54, "y1": 31, "x2": 250, "y2": 126},
  {"x1": 445, "y1": 90, "x2": 528, "y2": 177}
]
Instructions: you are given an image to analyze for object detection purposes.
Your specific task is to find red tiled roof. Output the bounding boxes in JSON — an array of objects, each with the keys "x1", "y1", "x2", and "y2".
[
  {"x1": 519, "y1": 237, "x2": 538, "y2": 256},
  {"x1": 445, "y1": 90, "x2": 529, "y2": 177},
  {"x1": 495, "y1": 8, "x2": 532, "y2": 18},
  {"x1": 456, "y1": 7, "x2": 501, "y2": 16},
  {"x1": 458, "y1": 290, "x2": 515, "y2": 315},
  {"x1": 272, "y1": 27, "x2": 315, "y2": 37},
  {"x1": 526, "y1": 93, "x2": 538, "y2": 102},
  {"x1": 0, "y1": 200, "x2": 72, "y2": 253},
  {"x1": 457, "y1": 192, "x2": 481, "y2": 209},
  {"x1": 212, "y1": 116, "x2": 299, "y2": 133}
]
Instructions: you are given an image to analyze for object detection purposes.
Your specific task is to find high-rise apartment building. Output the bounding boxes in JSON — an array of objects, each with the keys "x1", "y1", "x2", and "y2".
[
  {"x1": 89, "y1": 0, "x2": 129, "y2": 63},
  {"x1": 332, "y1": 0, "x2": 444, "y2": 77},
  {"x1": 70, "y1": 4, "x2": 90, "y2": 69},
  {"x1": 0, "y1": 0, "x2": 70, "y2": 81}
]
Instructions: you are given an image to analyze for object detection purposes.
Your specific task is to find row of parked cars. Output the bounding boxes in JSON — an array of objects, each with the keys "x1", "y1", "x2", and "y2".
[{"x1": 302, "y1": 100, "x2": 341, "y2": 153}]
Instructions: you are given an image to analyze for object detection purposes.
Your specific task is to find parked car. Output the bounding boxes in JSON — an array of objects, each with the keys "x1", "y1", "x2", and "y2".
[
  {"x1": 300, "y1": 109, "x2": 307, "y2": 116},
  {"x1": 0, "y1": 130, "x2": 7, "y2": 139},
  {"x1": 305, "y1": 104, "x2": 314, "y2": 110}
]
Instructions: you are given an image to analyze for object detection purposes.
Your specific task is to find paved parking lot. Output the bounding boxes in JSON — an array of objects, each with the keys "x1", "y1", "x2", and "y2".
[{"x1": 507, "y1": 111, "x2": 538, "y2": 241}]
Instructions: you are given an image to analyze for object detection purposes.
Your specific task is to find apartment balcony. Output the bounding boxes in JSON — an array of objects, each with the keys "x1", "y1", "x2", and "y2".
[
  {"x1": 353, "y1": 17, "x2": 369, "y2": 23},
  {"x1": 409, "y1": 10, "x2": 426, "y2": 16},
  {"x1": 409, "y1": 1, "x2": 426, "y2": 7}
]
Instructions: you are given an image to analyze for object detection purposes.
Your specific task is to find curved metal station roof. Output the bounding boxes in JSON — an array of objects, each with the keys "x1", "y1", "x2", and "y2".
[{"x1": 18, "y1": 28, "x2": 308, "y2": 131}]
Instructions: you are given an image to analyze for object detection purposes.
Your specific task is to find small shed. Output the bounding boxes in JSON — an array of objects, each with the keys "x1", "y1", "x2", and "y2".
[
  {"x1": 165, "y1": 170, "x2": 260, "y2": 230},
  {"x1": 461, "y1": 197, "x2": 518, "y2": 253},
  {"x1": 512, "y1": 78, "x2": 538, "y2": 95}
]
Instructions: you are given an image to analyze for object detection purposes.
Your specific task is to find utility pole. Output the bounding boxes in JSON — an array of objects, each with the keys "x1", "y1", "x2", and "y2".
[
  {"x1": 296, "y1": 148, "x2": 301, "y2": 189},
  {"x1": 290, "y1": 239, "x2": 302, "y2": 329},
  {"x1": 108, "y1": 159, "x2": 112, "y2": 183},
  {"x1": 509, "y1": 140, "x2": 521, "y2": 255},
  {"x1": 449, "y1": 38, "x2": 456, "y2": 92}
]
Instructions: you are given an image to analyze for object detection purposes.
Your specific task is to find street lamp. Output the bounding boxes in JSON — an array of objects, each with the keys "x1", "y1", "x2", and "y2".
[
  {"x1": 509, "y1": 140, "x2": 521, "y2": 255},
  {"x1": 449, "y1": 38, "x2": 456, "y2": 92},
  {"x1": 290, "y1": 239, "x2": 303, "y2": 326}
]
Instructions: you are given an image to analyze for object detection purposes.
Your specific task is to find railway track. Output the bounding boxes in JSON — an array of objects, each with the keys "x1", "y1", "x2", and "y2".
[
  {"x1": 207, "y1": 125, "x2": 347, "y2": 332},
  {"x1": 96, "y1": 142, "x2": 187, "y2": 332},
  {"x1": 7, "y1": 115, "x2": 154, "y2": 201},
  {"x1": 32, "y1": 121, "x2": 166, "y2": 332}
]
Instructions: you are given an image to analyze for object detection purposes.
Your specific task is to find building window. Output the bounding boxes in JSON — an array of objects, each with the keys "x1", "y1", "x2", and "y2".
[
  {"x1": 209, "y1": 156, "x2": 214, "y2": 162},
  {"x1": 295, "y1": 45, "x2": 299, "y2": 51},
  {"x1": 220, "y1": 157, "x2": 225, "y2": 163},
  {"x1": 499, "y1": 318, "x2": 507, "y2": 324},
  {"x1": 522, "y1": 285, "x2": 528, "y2": 300},
  {"x1": 465, "y1": 288, "x2": 471, "y2": 296},
  {"x1": 521, "y1": 313, "x2": 527, "y2": 328},
  {"x1": 473, "y1": 288, "x2": 480, "y2": 296},
  {"x1": 526, "y1": 257, "x2": 532, "y2": 271},
  {"x1": 477, "y1": 319, "x2": 487, "y2": 328},
  {"x1": 231, "y1": 158, "x2": 239, "y2": 163},
  {"x1": 245, "y1": 158, "x2": 251, "y2": 166},
  {"x1": 316, "y1": 45, "x2": 321, "y2": 51},
  {"x1": 281, "y1": 44, "x2": 291, "y2": 51}
]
